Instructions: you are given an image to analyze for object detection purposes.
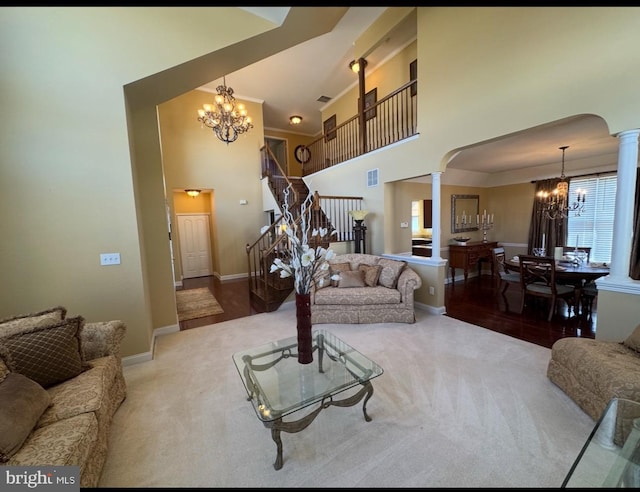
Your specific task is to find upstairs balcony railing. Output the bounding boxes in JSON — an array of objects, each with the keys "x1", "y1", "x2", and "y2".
[{"x1": 302, "y1": 79, "x2": 417, "y2": 176}]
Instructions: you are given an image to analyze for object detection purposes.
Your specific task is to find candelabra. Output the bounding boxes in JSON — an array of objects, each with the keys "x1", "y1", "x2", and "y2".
[{"x1": 478, "y1": 210, "x2": 494, "y2": 243}]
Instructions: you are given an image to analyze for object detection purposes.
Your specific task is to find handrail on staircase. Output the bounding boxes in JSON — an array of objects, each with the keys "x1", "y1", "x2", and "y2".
[{"x1": 261, "y1": 143, "x2": 299, "y2": 209}]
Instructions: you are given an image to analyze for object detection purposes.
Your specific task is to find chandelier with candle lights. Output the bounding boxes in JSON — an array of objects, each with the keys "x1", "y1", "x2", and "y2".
[
  {"x1": 196, "y1": 77, "x2": 253, "y2": 144},
  {"x1": 536, "y1": 146, "x2": 586, "y2": 220}
]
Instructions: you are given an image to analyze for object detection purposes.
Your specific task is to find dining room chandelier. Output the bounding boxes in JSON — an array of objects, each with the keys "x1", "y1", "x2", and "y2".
[
  {"x1": 536, "y1": 145, "x2": 586, "y2": 220},
  {"x1": 196, "y1": 77, "x2": 253, "y2": 144}
]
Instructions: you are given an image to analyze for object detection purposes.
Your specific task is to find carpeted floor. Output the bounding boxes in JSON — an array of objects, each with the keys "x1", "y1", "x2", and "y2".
[
  {"x1": 175, "y1": 287, "x2": 224, "y2": 321},
  {"x1": 99, "y1": 304, "x2": 595, "y2": 488}
]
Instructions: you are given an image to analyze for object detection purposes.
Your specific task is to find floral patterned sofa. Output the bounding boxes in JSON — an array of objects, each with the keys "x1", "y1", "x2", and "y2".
[
  {"x1": 311, "y1": 253, "x2": 422, "y2": 324},
  {"x1": 0, "y1": 307, "x2": 126, "y2": 487},
  {"x1": 547, "y1": 323, "x2": 640, "y2": 422}
]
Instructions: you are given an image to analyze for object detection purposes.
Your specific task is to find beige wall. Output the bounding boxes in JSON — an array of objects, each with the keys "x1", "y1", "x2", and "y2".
[
  {"x1": 264, "y1": 129, "x2": 316, "y2": 177},
  {"x1": 2, "y1": 7, "x2": 639, "y2": 361}
]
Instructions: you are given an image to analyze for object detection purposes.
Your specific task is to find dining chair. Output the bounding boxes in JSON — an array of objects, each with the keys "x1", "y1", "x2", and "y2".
[
  {"x1": 561, "y1": 246, "x2": 596, "y2": 315},
  {"x1": 562, "y1": 246, "x2": 592, "y2": 263},
  {"x1": 518, "y1": 254, "x2": 576, "y2": 321},
  {"x1": 491, "y1": 247, "x2": 521, "y2": 295}
]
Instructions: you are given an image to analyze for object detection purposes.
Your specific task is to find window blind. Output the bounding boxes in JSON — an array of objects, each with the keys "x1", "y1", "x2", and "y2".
[{"x1": 567, "y1": 175, "x2": 617, "y2": 263}]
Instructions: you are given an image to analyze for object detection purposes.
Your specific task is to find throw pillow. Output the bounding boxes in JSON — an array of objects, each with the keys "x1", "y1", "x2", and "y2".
[
  {"x1": 0, "y1": 372, "x2": 51, "y2": 463},
  {"x1": 0, "y1": 316, "x2": 88, "y2": 388},
  {"x1": 377, "y1": 258, "x2": 407, "y2": 289},
  {"x1": 623, "y1": 323, "x2": 640, "y2": 353},
  {"x1": 338, "y1": 270, "x2": 366, "y2": 288},
  {"x1": 0, "y1": 306, "x2": 67, "y2": 339},
  {"x1": 358, "y1": 264, "x2": 382, "y2": 287}
]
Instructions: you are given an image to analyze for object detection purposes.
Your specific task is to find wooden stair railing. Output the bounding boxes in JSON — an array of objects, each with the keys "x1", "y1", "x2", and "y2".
[{"x1": 247, "y1": 144, "x2": 365, "y2": 312}]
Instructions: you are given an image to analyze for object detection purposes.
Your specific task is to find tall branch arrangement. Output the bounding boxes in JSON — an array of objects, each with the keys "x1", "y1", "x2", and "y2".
[{"x1": 270, "y1": 189, "x2": 336, "y2": 294}]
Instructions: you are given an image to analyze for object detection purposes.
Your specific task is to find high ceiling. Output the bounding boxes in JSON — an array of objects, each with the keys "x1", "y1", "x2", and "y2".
[{"x1": 199, "y1": 7, "x2": 620, "y2": 181}]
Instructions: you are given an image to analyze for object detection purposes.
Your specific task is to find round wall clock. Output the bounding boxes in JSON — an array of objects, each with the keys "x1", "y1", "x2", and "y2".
[{"x1": 294, "y1": 145, "x2": 311, "y2": 164}]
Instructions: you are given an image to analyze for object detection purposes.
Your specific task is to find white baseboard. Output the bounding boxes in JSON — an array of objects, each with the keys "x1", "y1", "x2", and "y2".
[
  {"x1": 122, "y1": 323, "x2": 179, "y2": 366},
  {"x1": 415, "y1": 302, "x2": 446, "y2": 315}
]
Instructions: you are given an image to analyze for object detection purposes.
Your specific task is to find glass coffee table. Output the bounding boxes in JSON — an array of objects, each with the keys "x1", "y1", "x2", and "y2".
[
  {"x1": 232, "y1": 329, "x2": 384, "y2": 470},
  {"x1": 563, "y1": 398, "x2": 640, "y2": 487}
]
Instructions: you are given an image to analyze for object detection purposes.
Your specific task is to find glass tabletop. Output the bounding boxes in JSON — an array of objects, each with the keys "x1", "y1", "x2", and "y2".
[
  {"x1": 563, "y1": 398, "x2": 640, "y2": 487},
  {"x1": 232, "y1": 329, "x2": 384, "y2": 422}
]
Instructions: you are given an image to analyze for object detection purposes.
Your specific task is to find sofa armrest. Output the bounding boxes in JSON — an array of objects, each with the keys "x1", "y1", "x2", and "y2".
[
  {"x1": 396, "y1": 268, "x2": 422, "y2": 305},
  {"x1": 80, "y1": 320, "x2": 126, "y2": 361}
]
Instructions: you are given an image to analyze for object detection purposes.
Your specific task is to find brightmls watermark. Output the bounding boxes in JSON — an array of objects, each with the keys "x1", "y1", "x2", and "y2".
[{"x1": 2, "y1": 467, "x2": 79, "y2": 491}]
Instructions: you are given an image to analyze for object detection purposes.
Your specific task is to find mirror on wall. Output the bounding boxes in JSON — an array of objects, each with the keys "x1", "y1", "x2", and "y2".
[{"x1": 451, "y1": 194, "x2": 479, "y2": 233}]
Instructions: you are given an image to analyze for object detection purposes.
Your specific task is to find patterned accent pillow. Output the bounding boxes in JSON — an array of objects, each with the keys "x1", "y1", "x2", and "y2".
[
  {"x1": 0, "y1": 316, "x2": 88, "y2": 388},
  {"x1": 0, "y1": 372, "x2": 51, "y2": 463},
  {"x1": 358, "y1": 264, "x2": 382, "y2": 287},
  {"x1": 0, "y1": 306, "x2": 67, "y2": 339},
  {"x1": 337, "y1": 270, "x2": 365, "y2": 288},
  {"x1": 623, "y1": 324, "x2": 640, "y2": 353},
  {"x1": 377, "y1": 258, "x2": 407, "y2": 289}
]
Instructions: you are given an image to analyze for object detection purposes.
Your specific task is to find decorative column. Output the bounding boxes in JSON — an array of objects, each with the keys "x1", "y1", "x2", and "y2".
[
  {"x1": 431, "y1": 172, "x2": 442, "y2": 260},
  {"x1": 609, "y1": 129, "x2": 639, "y2": 280}
]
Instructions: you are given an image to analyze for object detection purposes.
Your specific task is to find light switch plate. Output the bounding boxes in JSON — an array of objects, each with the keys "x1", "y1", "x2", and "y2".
[{"x1": 100, "y1": 253, "x2": 121, "y2": 266}]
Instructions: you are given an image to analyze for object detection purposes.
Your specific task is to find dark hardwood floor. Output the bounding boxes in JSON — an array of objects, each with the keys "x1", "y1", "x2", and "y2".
[
  {"x1": 176, "y1": 276, "x2": 261, "y2": 330},
  {"x1": 177, "y1": 273, "x2": 597, "y2": 349},
  {"x1": 445, "y1": 273, "x2": 596, "y2": 349}
]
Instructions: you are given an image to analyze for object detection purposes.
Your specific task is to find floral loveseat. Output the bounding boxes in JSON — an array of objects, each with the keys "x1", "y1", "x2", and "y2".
[
  {"x1": 0, "y1": 307, "x2": 126, "y2": 487},
  {"x1": 547, "y1": 322, "x2": 640, "y2": 423},
  {"x1": 311, "y1": 253, "x2": 422, "y2": 324}
]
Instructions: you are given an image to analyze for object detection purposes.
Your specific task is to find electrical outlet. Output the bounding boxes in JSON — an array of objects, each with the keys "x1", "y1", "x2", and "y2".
[
  {"x1": 400, "y1": 222, "x2": 409, "y2": 228},
  {"x1": 429, "y1": 286, "x2": 435, "y2": 295},
  {"x1": 100, "y1": 253, "x2": 121, "y2": 266}
]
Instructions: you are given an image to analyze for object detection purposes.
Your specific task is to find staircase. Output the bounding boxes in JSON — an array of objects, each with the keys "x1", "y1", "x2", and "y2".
[{"x1": 246, "y1": 144, "x2": 361, "y2": 313}]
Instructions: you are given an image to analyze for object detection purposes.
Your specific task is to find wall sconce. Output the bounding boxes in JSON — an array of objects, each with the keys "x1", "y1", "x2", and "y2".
[
  {"x1": 185, "y1": 189, "x2": 201, "y2": 198},
  {"x1": 349, "y1": 59, "x2": 368, "y2": 73},
  {"x1": 289, "y1": 115, "x2": 302, "y2": 125}
]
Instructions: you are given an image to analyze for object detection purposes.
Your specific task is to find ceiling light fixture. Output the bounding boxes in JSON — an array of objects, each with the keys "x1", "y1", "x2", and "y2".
[
  {"x1": 185, "y1": 189, "x2": 201, "y2": 198},
  {"x1": 289, "y1": 115, "x2": 302, "y2": 125},
  {"x1": 349, "y1": 59, "x2": 368, "y2": 73},
  {"x1": 196, "y1": 77, "x2": 253, "y2": 144},
  {"x1": 536, "y1": 146, "x2": 586, "y2": 220}
]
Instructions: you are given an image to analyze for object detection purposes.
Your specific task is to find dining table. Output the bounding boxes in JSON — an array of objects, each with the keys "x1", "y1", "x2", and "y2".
[{"x1": 506, "y1": 256, "x2": 610, "y2": 316}]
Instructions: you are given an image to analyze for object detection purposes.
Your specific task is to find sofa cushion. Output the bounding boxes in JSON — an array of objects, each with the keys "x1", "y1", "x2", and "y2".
[
  {"x1": 7, "y1": 412, "x2": 98, "y2": 469},
  {"x1": 0, "y1": 373, "x2": 52, "y2": 463},
  {"x1": 358, "y1": 264, "x2": 382, "y2": 287},
  {"x1": 623, "y1": 323, "x2": 640, "y2": 353},
  {"x1": 330, "y1": 262, "x2": 351, "y2": 274},
  {"x1": 37, "y1": 355, "x2": 119, "y2": 428},
  {"x1": 338, "y1": 270, "x2": 366, "y2": 288},
  {"x1": 0, "y1": 316, "x2": 88, "y2": 388},
  {"x1": 378, "y1": 258, "x2": 407, "y2": 289},
  {"x1": 0, "y1": 306, "x2": 67, "y2": 339},
  {"x1": 314, "y1": 285, "x2": 401, "y2": 305}
]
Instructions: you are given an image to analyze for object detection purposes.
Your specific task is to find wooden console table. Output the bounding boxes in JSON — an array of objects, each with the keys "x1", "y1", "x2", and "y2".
[{"x1": 449, "y1": 241, "x2": 498, "y2": 283}]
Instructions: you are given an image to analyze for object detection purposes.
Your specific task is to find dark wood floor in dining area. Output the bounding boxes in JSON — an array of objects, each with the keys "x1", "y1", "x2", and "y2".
[{"x1": 178, "y1": 273, "x2": 596, "y2": 349}]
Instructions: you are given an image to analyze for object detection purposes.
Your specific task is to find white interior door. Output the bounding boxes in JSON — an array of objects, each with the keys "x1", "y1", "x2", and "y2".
[{"x1": 177, "y1": 214, "x2": 212, "y2": 279}]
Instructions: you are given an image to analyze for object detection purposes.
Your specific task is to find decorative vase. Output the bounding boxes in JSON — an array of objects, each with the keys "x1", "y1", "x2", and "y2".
[{"x1": 295, "y1": 292, "x2": 313, "y2": 364}]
